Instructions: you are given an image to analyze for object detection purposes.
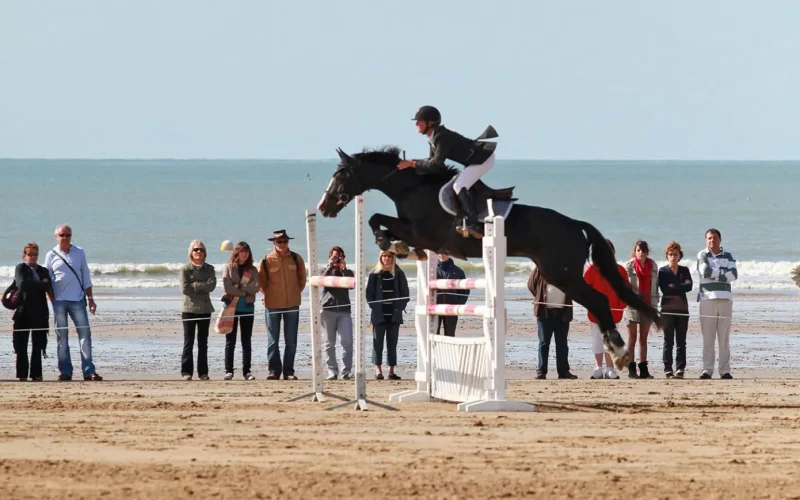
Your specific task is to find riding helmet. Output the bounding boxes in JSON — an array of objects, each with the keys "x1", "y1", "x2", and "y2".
[{"x1": 413, "y1": 105, "x2": 441, "y2": 123}]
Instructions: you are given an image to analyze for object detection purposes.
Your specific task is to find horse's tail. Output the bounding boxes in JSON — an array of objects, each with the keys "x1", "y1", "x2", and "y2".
[{"x1": 580, "y1": 221, "x2": 662, "y2": 329}]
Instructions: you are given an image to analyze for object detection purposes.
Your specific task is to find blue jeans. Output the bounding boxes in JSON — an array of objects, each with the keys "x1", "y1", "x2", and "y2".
[
  {"x1": 536, "y1": 309, "x2": 570, "y2": 376},
  {"x1": 266, "y1": 307, "x2": 299, "y2": 376},
  {"x1": 53, "y1": 299, "x2": 96, "y2": 377}
]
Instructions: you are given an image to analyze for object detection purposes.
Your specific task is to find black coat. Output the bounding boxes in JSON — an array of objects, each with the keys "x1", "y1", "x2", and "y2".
[
  {"x1": 414, "y1": 125, "x2": 496, "y2": 173},
  {"x1": 13, "y1": 263, "x2": 51, "y2": 323},
  {"x1": 435, "y1": 259, "x2": 470, "y2": 305},
  {"x1": 366, "y1": 268, "x2": 410, "y2": 325}
]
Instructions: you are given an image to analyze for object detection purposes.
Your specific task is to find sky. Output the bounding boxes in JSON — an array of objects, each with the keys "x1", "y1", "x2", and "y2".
[{"x1": 1, "y1": 0, "x2": 799, "y2": 160}]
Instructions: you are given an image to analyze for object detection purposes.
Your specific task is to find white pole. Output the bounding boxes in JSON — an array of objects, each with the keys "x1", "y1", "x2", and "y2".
[{"x1": 354, "y1": 196, "x2": 368, "y2": 410}]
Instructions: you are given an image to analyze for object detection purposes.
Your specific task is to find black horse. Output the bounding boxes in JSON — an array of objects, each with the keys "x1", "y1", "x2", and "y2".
[{"x1": 317, "y1": 147, "x2": 661, "y2": 369}]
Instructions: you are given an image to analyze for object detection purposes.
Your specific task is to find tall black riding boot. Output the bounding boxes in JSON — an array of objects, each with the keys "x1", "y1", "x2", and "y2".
[{"x1": 455, "y1": 188, "x2": 483, "y2": 239}]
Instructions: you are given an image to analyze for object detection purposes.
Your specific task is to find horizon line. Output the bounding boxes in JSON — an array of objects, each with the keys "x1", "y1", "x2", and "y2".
[{"x1": 2, "y1": 157, "x2": 800, "y2": 162}]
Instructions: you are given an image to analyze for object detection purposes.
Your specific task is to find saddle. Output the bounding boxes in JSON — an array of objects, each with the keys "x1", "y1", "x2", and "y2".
[{"x1": 438, "y1": 176, "x2": 516, "y2": 221}]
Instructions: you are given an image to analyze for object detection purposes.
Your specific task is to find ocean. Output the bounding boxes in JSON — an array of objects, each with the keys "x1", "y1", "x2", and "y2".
[{"x1": 1, "y1": 159, "x2": 799, "y2": 299}]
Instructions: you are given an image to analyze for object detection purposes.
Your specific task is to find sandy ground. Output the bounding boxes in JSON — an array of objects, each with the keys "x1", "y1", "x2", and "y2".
[{"x1": 2, "y1": 378, "x2": 800, "y2": 499}]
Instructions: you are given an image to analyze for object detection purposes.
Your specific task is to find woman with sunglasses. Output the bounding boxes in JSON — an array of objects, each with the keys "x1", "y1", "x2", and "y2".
[
  {"x1": 179, "y1": 240, "x2": 217, "y2": 381},
  {"x1": 11, "y1": 243, "x2": 52, "y2": 381},
  {"x1": 366, "y1": 251, "x2": 410, "y2": 380},
  {"x1": 222, "y1": 242, "x2": 259, "y2": 381}
]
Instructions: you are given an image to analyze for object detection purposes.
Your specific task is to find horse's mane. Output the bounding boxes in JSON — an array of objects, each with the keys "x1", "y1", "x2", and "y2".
[{"x1": 355, "y1": 146, "x2": 459, "y2": 184}]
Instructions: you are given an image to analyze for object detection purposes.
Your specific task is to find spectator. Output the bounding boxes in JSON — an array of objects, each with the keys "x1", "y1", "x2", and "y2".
[
  {"x1": 790, "y1": 264, "x2": 800, "y2": 289},
  {"x1": 584, "y1": 239, "x2": 629, "y2": 380},
  {"x1": 179, "y1": 240, "x2": 216, "y2": 381},
  {"x1": 623, "y1": 240, "x2": 660, "y2": 379},
  {"x1": 366, "y1": 251, "x2": 409, "y2": 380},
  {"x1": 44, "y1": 225, "x2": 103, "y2": 381},
  {"x1": 527, "y1": 267, "x2": 577, "y2": 379},
  {"x1": 222, "y1": 241, "x2": 259, "y2": 381},
  {"x1": 12, "y1": 243, "x2": 51, "y2": 381},
  {"x1": 697, "y1": 228, "x2": 737, "y2": 379},
  {"x1": 435, "y1": 253, "x2": 470, "y2": 337},
  {"x1": 321, "y1": 246, "x2": 355, "y2": 380},
  {"x1": 658, "y1": 241, "x2": 693, "y2": 378},
  {"x1": 258, "y1": 229, "x2": 307, "y2": 381}
]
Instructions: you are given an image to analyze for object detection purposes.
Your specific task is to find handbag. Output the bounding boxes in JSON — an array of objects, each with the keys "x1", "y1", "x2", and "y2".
[
  {"x1": 1, "y1": 281, "x2": 20, "y2": 310},
  {"x1": 214, "y1": 298, "x2": 237, "y2": 334}
]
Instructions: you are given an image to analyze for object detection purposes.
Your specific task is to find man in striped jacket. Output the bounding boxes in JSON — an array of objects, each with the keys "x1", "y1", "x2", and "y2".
[{"x1": 696, "y1": 228, "x2": 737, "y2": 379}]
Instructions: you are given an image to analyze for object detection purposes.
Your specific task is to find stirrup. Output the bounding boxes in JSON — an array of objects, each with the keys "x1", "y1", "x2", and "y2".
[{"x1": 456, "y1": 218, "x2": 483, "y2": 239}]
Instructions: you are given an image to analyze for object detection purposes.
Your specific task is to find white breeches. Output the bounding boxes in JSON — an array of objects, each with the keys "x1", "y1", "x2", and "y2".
[{"x1": 453, "y1": 153, "x2": 495, "y2": 193}]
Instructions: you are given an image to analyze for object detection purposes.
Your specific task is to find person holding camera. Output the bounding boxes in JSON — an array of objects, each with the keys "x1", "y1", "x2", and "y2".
[{"x1": 320, "y1": 246, "x2": 355, "y2": 380}]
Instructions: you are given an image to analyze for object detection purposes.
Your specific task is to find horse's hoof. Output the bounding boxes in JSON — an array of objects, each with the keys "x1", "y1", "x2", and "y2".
[
  {"x1": 608, "y1": 328, "x2": 626, "y2": 348},
  {"x1": 391, "y1": 240, "x2": 410, "y2": 255},
  {"x1": 376, "y1": 237, "x2": 391, "y2": 252}
]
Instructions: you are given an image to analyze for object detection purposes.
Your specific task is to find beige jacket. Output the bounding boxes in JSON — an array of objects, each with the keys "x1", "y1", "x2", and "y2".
[
  {"x1": 623, "y1": 258, "x2": 660, "y2": 322},
  {"x1": 223, "y1": 263, "x2": 260, "y2": 305},
  {"x1": 258, "y1": 250, "x2": 307, "y2": 309}
]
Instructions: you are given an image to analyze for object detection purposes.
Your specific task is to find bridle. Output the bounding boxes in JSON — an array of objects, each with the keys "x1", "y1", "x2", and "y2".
[{"x1": 327, "y1": 154, "x2": 403, "y2": 206}]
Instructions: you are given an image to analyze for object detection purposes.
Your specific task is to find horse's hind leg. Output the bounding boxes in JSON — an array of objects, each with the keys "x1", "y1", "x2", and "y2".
[{"x1": 561, "y1": 279, "x2": 629, "y2": 370}]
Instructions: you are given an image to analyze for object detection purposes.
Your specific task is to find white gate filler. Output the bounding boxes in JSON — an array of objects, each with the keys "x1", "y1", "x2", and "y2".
[{"x1": 389, "y1": 211, "x2": 536, "y2": 412}]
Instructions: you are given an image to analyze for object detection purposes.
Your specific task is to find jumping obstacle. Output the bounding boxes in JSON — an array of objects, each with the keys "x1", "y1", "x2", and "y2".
[
  {"x1": 389, "y1": 212, "x2": 536, "y2": 412},
  {"x1": 288, "y1": 196, "x2": 395, "y2": 411}
]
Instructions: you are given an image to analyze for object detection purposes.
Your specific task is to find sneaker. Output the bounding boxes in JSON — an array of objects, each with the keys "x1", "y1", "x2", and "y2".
[
  {"x1": 58, "y1": 374, "x2": 72, "y2": 381},
  {"x1": 326, "y1": 374, "x2": 338, "y2": 381},
  {"x1": 341, "y1": 373, "x2": 352, "y2": 380},
  {"x1": 284, "y1": 374, "x2": 298, "y2": 381},
  {"x1": 535, "y1": 372, "x2": 546, "y2": 380},
  {"x1": 83, "y1": 373, "x2": 103, "y2": 381},
  {"x1": 675, "y1": 370, "x2": 685, "y2": 379},
  {"x1": 665, "y1": 371, "x2": 675, "y2": 379},
  {"x1": 244, "y1": 372, "x2": 256, "y2": 381},
  {"x1": 375, "y1": 373, "x2": 384, "y2": 380},
  {"x1": 32, "y1": 377, "x2": 43, "y2": 382},
  {"x1": 557, "y1": 372, "x2": 578, "y2": 380},
  {"x1": 605, "y1": 368, "x2": 620, "y2": 380},
  {"x1": 699, "y1": 372, "x2": 712, "y2": 379},
  {"x1": 224, "y1": 372, "x2": 234, "y2": 381},
  {"x1": 182, "y1": 375, "x2": 192, "y2": 381},
  {"x1": 199, "y1": 374, "x2": 210, "y2": 381},
  {"x1": 266, "y1": 372, "x2": 279, "y2": 380},
  {"x1": 388, "y1": 373, "x2": 401, "y2": 380},
  {"x1": 590, "y1": 367, "x2": 604, "y2": 379},
  {"x1": 721, "y1": 373, "x2": 733, "y2": 380}
]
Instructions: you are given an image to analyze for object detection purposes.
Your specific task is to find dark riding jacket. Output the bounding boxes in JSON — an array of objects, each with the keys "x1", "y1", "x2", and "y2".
[{"x1": 414, "y1": 125, "x2": 497, "y2": 174}]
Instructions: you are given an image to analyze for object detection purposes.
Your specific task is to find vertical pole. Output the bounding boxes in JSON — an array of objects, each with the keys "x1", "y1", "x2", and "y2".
[
  {"x1": 354, "y1": 196, "x2": 368, "y2": 410},
  {"x1": 305, "y1": 210, "x2": 324, "y2": 401},
  {"x1": 491, "y1": 214, "x2": 507, "y2": 400}
]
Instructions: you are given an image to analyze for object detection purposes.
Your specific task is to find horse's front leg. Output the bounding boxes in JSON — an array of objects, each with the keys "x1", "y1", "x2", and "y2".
[{"x1": 368, "y1": 213, "x2": 413, "y2": 252}]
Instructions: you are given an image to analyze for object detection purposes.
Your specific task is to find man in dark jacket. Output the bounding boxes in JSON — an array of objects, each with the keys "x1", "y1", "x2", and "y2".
[
  {"x1": 528, "y1": 267, "x2": 577, "y2": 379},
  {"x1": 396, "y1": 105, "x2": 498, "y2": 238},
  {"x1": 435, "y1": 253, "x2": 470, "y2": 337}
]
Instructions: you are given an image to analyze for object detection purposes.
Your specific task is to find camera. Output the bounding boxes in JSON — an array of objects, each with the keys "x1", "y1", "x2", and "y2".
[{"x1": 332, "y1": 256, "x2": 342, "y2": 264}]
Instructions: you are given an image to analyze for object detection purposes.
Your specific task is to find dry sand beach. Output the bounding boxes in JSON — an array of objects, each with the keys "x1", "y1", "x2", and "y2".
[{"x1": 3, "y1": 296, "x2": 800, "y2": 499}]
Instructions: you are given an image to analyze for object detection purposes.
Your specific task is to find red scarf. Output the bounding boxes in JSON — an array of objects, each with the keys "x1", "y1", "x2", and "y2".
[{"x1": 633, "y1": 258, "x2": 652, "y2": 303}]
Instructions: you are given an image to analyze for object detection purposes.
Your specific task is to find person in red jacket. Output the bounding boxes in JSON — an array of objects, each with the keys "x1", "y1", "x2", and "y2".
[{"x1": 583, "y1": 239, "x2": 630, "y2": 380}]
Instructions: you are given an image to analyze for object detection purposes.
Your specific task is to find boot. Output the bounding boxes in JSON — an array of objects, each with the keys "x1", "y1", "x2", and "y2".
[
  {"x1": 638, "y1": 362, "x2": 654, "y2": 379},
  {"x1": 627, "y1": 362, "x2": 639, "y2": 379},
  {"x1": 455, "y1": 188, "x2": 483, "y2": 238}
]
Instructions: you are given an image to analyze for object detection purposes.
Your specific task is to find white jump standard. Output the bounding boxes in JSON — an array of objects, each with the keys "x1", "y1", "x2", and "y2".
[
  {"x1": 389, "y1": 212, "x2": 535, "y2": 412},
  {"x1": 288, "y1": 196, "x2": 396, "y2": 411}
]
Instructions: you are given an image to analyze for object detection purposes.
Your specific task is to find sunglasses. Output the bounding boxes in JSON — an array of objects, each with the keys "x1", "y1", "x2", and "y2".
[
  {"x1": 381, "y1": 254, "x2": 395, "y2": 259},
  {"x1": 192, "y1": 248, "x2": 206, "y2": 253},
  {"x1": 58, "y1": 233, "x2": 72, "y2": 238},
  {"x1": 275, "y1": 239, "x2": 289, "y2": 244},
  {"x1": 27, "y1": 252, "x2": 39, "y2": 257}
]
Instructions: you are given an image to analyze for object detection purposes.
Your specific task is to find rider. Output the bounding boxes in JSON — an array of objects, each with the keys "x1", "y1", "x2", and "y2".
[{"x1": 396, "y1": 105, "x2": 497, "y2": 238}]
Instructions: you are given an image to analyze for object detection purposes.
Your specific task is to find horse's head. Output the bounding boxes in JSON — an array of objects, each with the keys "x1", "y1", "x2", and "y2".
[{"x1": 317, "y1": 146, "x2": 401, "y2": 217}]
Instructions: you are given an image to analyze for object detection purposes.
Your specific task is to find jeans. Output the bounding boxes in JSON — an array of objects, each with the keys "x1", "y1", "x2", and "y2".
[
  {"x1": 436, "y1": 316, "x2": 458, "y2": 337},
  {"x1": 321, "y1": 310, "x2": 353, "y2": 377},
  {"x1": 225, "y1": 314, "x2": 254, "y2": 375},
  {"x1": 536, "y1": 309, "x2": 570, "y2": 376},
  {"x1": 266, "y1": 307, "x2": 299, "y2": 376},
  {"x1": 662, "y1": 313, "x2": 688, "y2": 372},
  {"x1": 181, "y1": 312, "x2": 211, "y2": 376},
  {"x1": 53, "y1": 299, "x2": 96, "y2": 377},
  {"x1": 12, "y1": 317, "x2": 48, "y2": 379},
  {"x1": 372, "y1": 322, "x2": 400, "y2": 366}
]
